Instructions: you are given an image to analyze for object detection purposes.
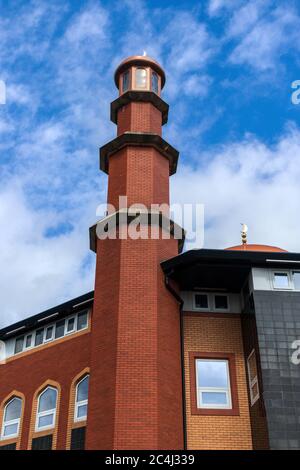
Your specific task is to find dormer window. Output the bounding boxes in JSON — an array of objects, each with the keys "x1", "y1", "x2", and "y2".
[
  {"x1": 135, "y1": 67, "x2": 147, "y2": 89},
  {"x1": 151, "y1": 71, "x2": 159, "y2": 93},
  {"x1": 122, "y1": 70, "x2": 130, "y2": 93}
]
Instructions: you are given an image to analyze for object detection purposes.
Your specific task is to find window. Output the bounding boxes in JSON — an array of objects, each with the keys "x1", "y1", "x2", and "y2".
[
  {"x1": 122, "y1": 70, "x2": 130, "y2": 92},
  {"x1": 35, "y1": 329, "x2": 44, "y2": 346},
  {"x1": 196, "y1": 359, "x2": 231, "y2": 409},
  {"x1": 77, "y1": 311, "x2": 88, "y2": 331},
  {"x1": 273, "y1": 272, "x2": 290, "y2": 289},
  {"x1": 194, "y1": 294, "x2": 209, "y2": 310},
  {"x1": 14, "y1": 337, "x2": 24, "y2": 354},
  {"x1": 25, "y1": 334, "x2": 32, "y2": 348},
  {"x1": 247, "y1": 350, "x2": 260, "y2": 406},
  {"x1": 214, "y1": 295, "x2": 229, "y2": 310},
  {"x1": 45, "y1": 326, "x2": 54, "y2": 341},
  {"x1": 55, "y1": 320, "x2": 65, "y2": 339},
  {"x1": 1, "y1": 397, "x2": 22, "y2": 439},
  {"x1": 151, "y1": 71, "x2": 159, "y2": 93},
  {"x1": 70, "y1": 427, "x2": 86, "y2": 450},
  {"x1": 135, "y1": 68, "x2": 147, "y2": 89},
  {"x1": 66, "y1": 317, "x2": 75, "y2": 333},
  {"x1": 36, "y1": 387, "x2": 57, "y2": 431},
  {"x1": 293, "y1": 272, "x2": 300, "y2": 290},
  {"x1": 75, "y1": 376, "x2": 89, "y2": 421},
  {"x1": 32, "y1": 435, "x2": 53, "y2": 450}
]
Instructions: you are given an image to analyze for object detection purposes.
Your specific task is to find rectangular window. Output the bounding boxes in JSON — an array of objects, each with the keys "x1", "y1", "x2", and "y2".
[
  {"x1": 66, "y1": 317, "x2": 75, "y2": 333},
  {"x1": 214, "y1": 295, "x2": 229, "y2": 310},
  {"x1": 196, "y1": 359, "x2": 232, "y2": 409},
  {"x1": 293, "y1": 272, "x2": 300, "y2": 290},
  {"x1": 194, "y1": 294, "x2": 209, "y2": 310},
  {"x1": 25, "y1": 334, "x2": 32, "y2": 348},
  {"x1": 35, "y1": 329, "x2": 44, "y2": 346},
  {"x1": 31, "y1": 435, "x2": 53, "y2": 451},
  {"x1": 70, "y1": 427, "x2": 86, "y2": 450},
  {"x1": 77, "y1": 311, "x2": 88, "y2": 331},
  {"x1": 14, "y1": 337, "x2": 24, "y2": 354},
  {"x1": 55, "y1": 320, "x2": 65, "y2": 339},
  {"x1": 273, "y1": 272, "x2": 290, "y2": 289},
  {"x1": 45, "y1": 326, "x2": 54, "y2": 341},
  {"x1": 247, "y1": 350, "x2": 260, "y2": 406}
]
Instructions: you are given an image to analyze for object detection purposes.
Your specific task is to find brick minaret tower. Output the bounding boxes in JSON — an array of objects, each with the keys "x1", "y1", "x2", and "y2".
[{"x1": 87, "y1": 56, "x2": 184, "y2": 449}]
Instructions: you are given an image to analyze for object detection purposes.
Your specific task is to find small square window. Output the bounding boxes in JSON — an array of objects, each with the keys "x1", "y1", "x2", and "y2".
[
  {"x1": 25, "y1": 335, "x2": 32, "y2": 348},
  {"x1": 67, "y1": 317, "x2": 75, "y2": 333},
  {"x1": 55, "y1": 320, "x2": 65, "y2": 339},
  {"x1": 14, "y1": 337, "x2": 24, "y2": 354},
  {"x1": 293, "y1": 272, "x2": 300, "y2": 290},
  {"x1": 273, "y1": 272, "x2": 290, "y2": 289},
  {"x1": 77, "y1": 311, "x2": 88, "y2": 331},
  {"x1": 214, "y1": 295, "x2": 228, "y2": 310},
  {"x1": 194, "y1": 294, "x2": 209, "y2": 310},
  {"x1": 45, "y1": 326, "x2": 54, "y2": 341},
  {"x1": 35, "y1": 329, "x2": 44, "y2": 346}
]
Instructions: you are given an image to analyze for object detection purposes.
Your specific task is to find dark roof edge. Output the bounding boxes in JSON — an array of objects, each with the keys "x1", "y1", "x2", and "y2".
[
  {"x1": 0, "y1": 291, "x2": 95, "y2": 340},
  {"x1": 161, "y1": 248, "x2": 300, "y2": 273}
]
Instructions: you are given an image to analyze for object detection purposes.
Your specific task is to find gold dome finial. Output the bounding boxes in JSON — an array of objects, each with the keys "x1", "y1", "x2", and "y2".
[{"x1": 241, "y1": 223, "x2": 248, "y2": 245}]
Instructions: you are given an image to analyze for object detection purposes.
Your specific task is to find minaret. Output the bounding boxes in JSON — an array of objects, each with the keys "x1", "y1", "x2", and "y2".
[{"x1": 86, "y1": 56, "x2": 184, "y2": 450}]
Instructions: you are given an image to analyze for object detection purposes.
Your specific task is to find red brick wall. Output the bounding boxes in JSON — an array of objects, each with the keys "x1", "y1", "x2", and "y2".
[
  {"x1": 117, "y1": 102, "x2": 162, "y2": 136},
  {"x1": 107, "y1": 146, "x2": 170, "y2": 210},
  {"x1": 0, "y1": 330, "x2": 91, "y2": 449}
]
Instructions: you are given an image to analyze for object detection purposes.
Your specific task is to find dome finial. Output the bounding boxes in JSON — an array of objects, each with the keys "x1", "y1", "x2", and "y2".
[
  {"x1": 143, "y1": 50, "x2": 147, "y2": 56},
  {"x1": 241, "y1": 223, "x2": 248, "y2": 245}
]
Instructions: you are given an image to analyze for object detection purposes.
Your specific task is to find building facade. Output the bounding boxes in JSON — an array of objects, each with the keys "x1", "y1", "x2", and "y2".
[{"x1": 1, "y1": 56, "x2": 300, "y2": 450}]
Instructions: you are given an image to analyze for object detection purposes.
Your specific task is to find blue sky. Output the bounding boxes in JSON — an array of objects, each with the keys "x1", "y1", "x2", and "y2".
[{"x1": 1, "y1": 0, "x2": 300, "y2": 326}]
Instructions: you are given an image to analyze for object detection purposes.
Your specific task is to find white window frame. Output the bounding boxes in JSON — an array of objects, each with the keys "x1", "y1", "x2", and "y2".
[
  {"x1": 292, "y1": 271, "x2": 300, "y2": 291},
  {"x1": 76, "y1": 311, "x2": 89, "y2": 331},
  {"x1": 213, "y1": 294, "x2": 230, "y2": 312},
  {"x1": 1, "y1": 397, "x2": 22, "y2": 440},
  {"x1": 196, "y1": 359, "x2": 232, "y2": 409},
  {"x1": 247, "y1": 349, "x2": 260, "y2": 406},
  {"x1": 35, "y1": 387, "x2": 57, "y2": 432},
  {"x1": 44, "y1": 325, "x2": 54, "y2": 342},
  {"x1": 25, "y1": 333, "x2": 33, "y2": 349},
  {"x1": 193, "y1": 293, "x2": 210, "y2": 311},
  {"x1": 65, "y1": 316, "x2": 76, "y2": 335},
  {"x1": 272, "y1": 271, "x2": 292, "y2": 290},
  {"x1": 74, "y1": 376, "x2": 89, "y2": 422}
]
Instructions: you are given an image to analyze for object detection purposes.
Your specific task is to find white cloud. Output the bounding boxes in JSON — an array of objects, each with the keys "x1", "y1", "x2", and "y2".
[
  {"x1": 229, "y1": 5, "x2": 300, "y2": 71},
  {"x1": 172, "y1": 124, "x2": 300, "y2": 252},
  {"x1": 208, "y1": 0, "x2": 243, "y2": 16}
]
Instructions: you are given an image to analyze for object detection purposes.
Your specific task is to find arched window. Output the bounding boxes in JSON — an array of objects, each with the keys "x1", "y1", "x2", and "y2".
[
  {"x1": 122, "y1": 70, "x2": 130, "y2": 93},
  {"x1": 135, "y1": 68, "x2": 147, "y2": 89},
  {"x1": 74, "y1": 375, "x2": 89, "y2": 421},
  {"x1": 151, "y1": 71, "x2": 159, "y2": 93},
  {"x1": 36, "y1": 387, "x2": 57, "y2": 431},
  {"x1": 1, "y1": 397, "x2": 22, "y2": 439}
]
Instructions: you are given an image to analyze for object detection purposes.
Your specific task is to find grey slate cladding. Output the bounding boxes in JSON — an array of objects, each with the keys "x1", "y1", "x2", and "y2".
[{"x1": 254, "y1": 290, "x2": 300, "y2": 450}]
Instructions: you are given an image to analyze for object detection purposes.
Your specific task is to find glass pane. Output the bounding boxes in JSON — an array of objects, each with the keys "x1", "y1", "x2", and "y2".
[
  {"x1": 135, "y1": 68, "x2": 147, "y2": 88},
  {"x1": 3, "y1": 423, "x2": 18, "y2": 436},
  {"x1": 201, "y1": 392, "x2": 228, "y2": 405},
  {"x1": 197, "y1": 359, "x2": 229, "y2": 388},
  {"x1": 25, "y1": 335, "x2": 32, "y2": 348},
  {"x1": 252, "y1": 382, "x2": 259, "y2": 397},
  {"x1": 38, "y1": 388, "x2": 57, "y2": 412},
  {"x1": 77, "y1": 404, "x2": 87, "y2": 418},
  {"x1": 195, "y1": 294, "x2": 208, "y2": 309},
  {"x1": 45, "y1": 326, "x2": 53, "y2": 340},
  {"x1": 77, "y1": 312, "x2": 88, "y2": 330},
  {"x1": 55, "y1": 320, "x2": 65, "y2": 339},
  {"x1": 38, "y1": 414, "x2": 53, "y2": 428},
  {"x1": 35, "y1": 329, "x2": 44, "y2": 346},
  {"x1": 122, "y1": 71, "x2": 129, "y2": 92},
  {"x1": 14, "y1": 337, "x2": 24, "y2": 354},
  {"x1": 248, "y1": 353, "x2": 257, "y2": 381},
  {"x1": 274, "y1": 273, "x2": 289, "y2": 288},
  {"x1": 67, "y1": 318, "x2": 75, "y2": 332},
  {"x1": 77, "y1": 376, "x2": 89, "y2": 402},
  {"x1": 5, "y1": 398, "x2": 22, "y2": 421},
  {"x1": 151, "y1": 72, "x2": 158, "y2": 93},
  {"x1": 293, "y1": 272, "x2": 300, "y2": 289},
  {"x1": 214, "y1": 295, "x2": 228, "y2": 309}
]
